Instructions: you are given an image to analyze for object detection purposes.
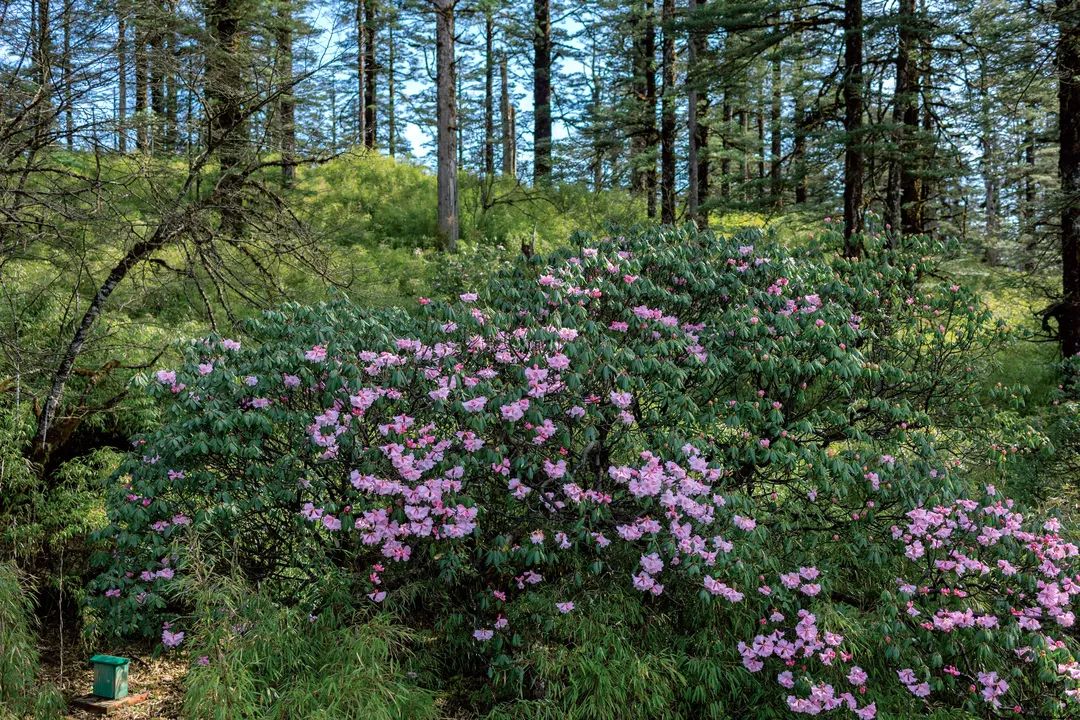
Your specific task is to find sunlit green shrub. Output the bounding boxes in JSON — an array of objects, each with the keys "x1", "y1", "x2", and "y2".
[{"x1": 297, "y1": 152, "x2": 643, "y2": 250}]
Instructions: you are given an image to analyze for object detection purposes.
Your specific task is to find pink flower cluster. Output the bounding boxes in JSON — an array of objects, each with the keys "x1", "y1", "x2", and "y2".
[
  {"x1": 605, "y1": 447, "x2": 767, "y2": 596},
  {"x1": 891, "y1": 494, "x2": 1080, "y2": 708},
  {"x1": 976, "y1": 670, "x2": 1008, "y2": 708},
  {"x1": 738, "y1": 603, "x2": 876, "y2": 718},
  {"x1": 779, "y1": 566, "x2": 822, "y2": 597},
  {"x1": 893, "y1": 497, "x2": 1080, "y2": 632},
  {"x1": 896, "y1": 668, "x2": 930, "y2": 698}
]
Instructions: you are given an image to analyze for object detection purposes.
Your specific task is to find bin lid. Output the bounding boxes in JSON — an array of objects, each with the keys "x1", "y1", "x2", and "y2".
[{"x1": 89, "y1": 655, "x2": 130, "y2": 666}]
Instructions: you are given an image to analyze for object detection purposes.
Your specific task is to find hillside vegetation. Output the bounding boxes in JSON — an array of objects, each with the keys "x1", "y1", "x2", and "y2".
[{"x1": 2, "y1": 154, "x2": 1078, "y2": 720}]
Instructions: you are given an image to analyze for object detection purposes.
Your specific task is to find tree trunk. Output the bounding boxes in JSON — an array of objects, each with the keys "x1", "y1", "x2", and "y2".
[
  {"x1": 388, "y1": 24, "x2": 396, "y2": 157},
  {"x1": 164, "y1": 2, "x2": 179, "y2": 151},
  {"x1": 356, "y1": 0, "x2": 366, "y2": 145},
  {"x1": 918, "y1": 0, "x2": 935, "y2": 233},
  {"x1": 899, "y1": 0, "x2": 921, "y2": 235},
  {"x1": 793, "y1": 110, "x2": 807, "y2": 204},
  {"x1": 1021, "y1": 114, "x2": 1037, "y2": 271},
  {"x1": 184, "y1": 53, "x2": 194, "y2": 173},
  {"x1": 842, "y1": 0, "x2": 865, "y2": 255},
  {"x1": 435, "y1": 0, "x2": 458, "y2": 251},
  {"x1": 792, "y1": 6, "x2": 807, "y2": 205},
  {"x1": 589, "y1": 47, "x2": 604, "y2": 191},
  {"x1": 739, "y1": 108, "x2": 749, "y2": 189},
  {"x1": 134, "y1": 5, "x2": 148, "y2": 152},
  {"x1": 330, "y1": 79, "x2": 338, "y2": 150},
  {"x1": 756, "y1": 97, "x2": 765, "y2": 183},
  {"x1": 630, "y1": 1, "x2": 656, "y2": 212},
  {"x1": 483, "y1": 10, "x2": 496, "y2": 179},
  {"x1": 35, "y1": 0, "x2": 51, "y2": 100},
  {"x1": 364, "y1": 0, "x2": 377, "y2": 148},
  {"x1": 886, "y1": 0, "x2": 920, "y2": 237},
  {"x1": 150, "y1": 2, "x2": 165, "y2": 152},
  {"x1": 643, "y1": 0, "x2": 657, "y2": 218},
  {"x1": 687, "y1": 0, "x2": 699, "y2": 222},
  {"x1": 690, "y1": 0, "x2": 709, "y2": 224},
  {"x1": 770, "y1": 42, "x2": 782, "y2": 205},
  {"x1": 62, "y1": 2, "x2": 72, "y2": 148},
  {"x1": 31, "y1": 214, "x2": 191, "y2": 468},
  {"x1": 205, "y1": 0, "x2": 248, "y2": 236},
  {"x1": 720, "y1": 101, "x2": 731, "y2": 199},
  {"x1": 501, "y1": 53, "x2": 515, "y2": 178},
  {"x1": 117, "y1": 5, "x2": 127, "y2": 152},
  {"x1": 456, "y1": 71, "x2": 463, "y2": 168},
  {"x1": 1059, "y1": 0, "x2": 1080, "y2": 359},
  {"x1": 277, "y1": 1, "x2": 296, "y2": 188},
  {"x1": 660, "y1": 0, "x2": 676, "y2": 223},
  {"x1": 978, "y1": 57, "x2": 998, "y2": 248},
  {"x1": 533, "y1": 0, "x2": 552, "y2": 183}
]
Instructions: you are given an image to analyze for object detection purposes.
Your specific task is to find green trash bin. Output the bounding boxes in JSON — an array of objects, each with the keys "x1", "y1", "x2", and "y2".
[{"x1": 89, "y1": 655, "x2": 130, "y2": 700}]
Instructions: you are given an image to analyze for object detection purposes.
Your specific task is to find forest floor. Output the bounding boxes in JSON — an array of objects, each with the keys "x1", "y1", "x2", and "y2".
[{"x1": 38, "y1": 624, "x2": 187, "y2": 719}]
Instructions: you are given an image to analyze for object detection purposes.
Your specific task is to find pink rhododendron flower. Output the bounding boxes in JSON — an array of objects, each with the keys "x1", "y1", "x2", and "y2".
[
  {"x1": 500, "y1": 399, "x2": 529, "y2": 421},
  {"x1": 462, "y1": 396, "x2": 487, "y2": 412},
  {"x1": 733, "y1": 515, "x2": 757, "y2": 532},
  {"x1": 848, "y1": 666, "x2": 868, "y2": 686},
  {"x1": 640, "y1": 553, "x2": 664, "y2": 575},
  {"x1": 977, "y1": 671, "x2": 1008, "y2": 707},
  {"x1": 543, "y1": 459, "x2": 566, "y2": 479},
  {"x1": 547, "y1": 353, "x2": 570, "y2": 370},
  {"x1": 162, "y1": 626, "x2": 185, "y2": 648}
]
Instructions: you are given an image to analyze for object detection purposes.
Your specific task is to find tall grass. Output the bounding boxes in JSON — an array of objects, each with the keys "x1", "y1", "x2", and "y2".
[
  {"x1": 182, "y1": 576, "x2": 438, "y2": 720},
  {"x1": 477, "y1": 588, "x2": 684, "y2": 720},
  {"x1": 0, "y1": 562, "x2": 64, "y2": 719}
]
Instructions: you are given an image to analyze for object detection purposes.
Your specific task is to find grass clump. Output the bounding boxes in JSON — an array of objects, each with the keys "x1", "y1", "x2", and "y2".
[
  {"x1": 182, "y1": 576, "x2": 438, "y2": 720},
  {"x1": 0, "y1": 562, "x2": 64, "y2": 720}
]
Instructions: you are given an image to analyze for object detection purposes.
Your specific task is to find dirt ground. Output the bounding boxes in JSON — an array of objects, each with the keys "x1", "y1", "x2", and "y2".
[{"x1": 38, "y1": 624, "x2": 187, "y2": 719}]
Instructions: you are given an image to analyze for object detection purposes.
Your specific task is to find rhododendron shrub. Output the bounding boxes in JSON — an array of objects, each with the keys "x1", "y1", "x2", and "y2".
[{"x1": 93, "y1": 226, "x2": 1079, "y2": 716}]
